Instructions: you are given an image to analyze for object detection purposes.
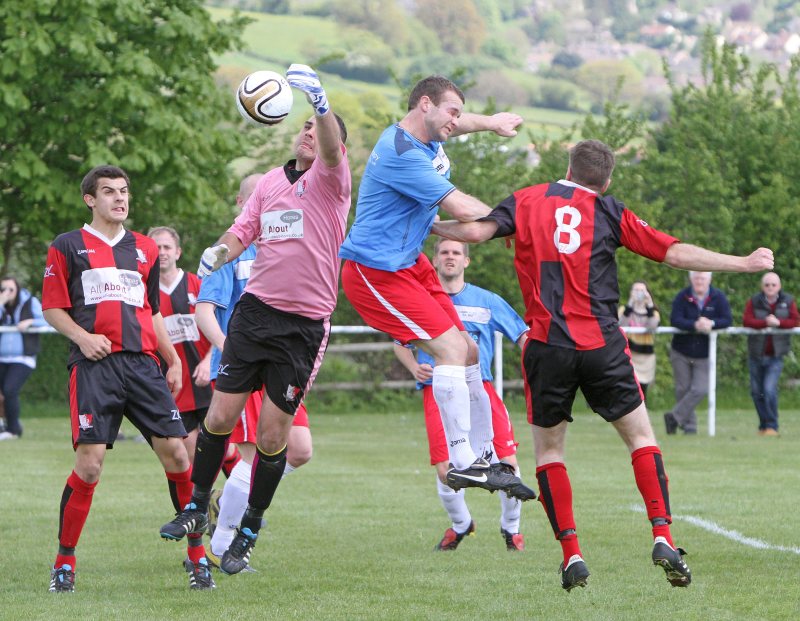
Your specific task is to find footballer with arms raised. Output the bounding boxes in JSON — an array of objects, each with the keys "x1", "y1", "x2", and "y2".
[
  {"x1": 43, "y1": 165, "x2": 213, "y2": 592},
  {"x1": 434, "y1": 139, "x2": 774, "y2": 591},
  {"x1": 160, "y1": 64, "x2": 350, "y2": 577}
]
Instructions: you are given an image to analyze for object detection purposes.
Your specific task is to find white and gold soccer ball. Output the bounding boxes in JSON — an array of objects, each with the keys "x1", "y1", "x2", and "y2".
[{"x1": 235, "y1": 70, "x2": 293, "y2": 126}]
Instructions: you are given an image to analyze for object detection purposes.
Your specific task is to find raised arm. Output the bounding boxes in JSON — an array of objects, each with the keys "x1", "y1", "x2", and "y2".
[
  {"x1": 663, "y1": 243, "x2": 774, "y2": 273},
  {"x1": 287, "y1": 64, "x2": 342, "y2": 167},
  {"x1": 451, "y1": 112, "x2": 523, "y2": 138}
]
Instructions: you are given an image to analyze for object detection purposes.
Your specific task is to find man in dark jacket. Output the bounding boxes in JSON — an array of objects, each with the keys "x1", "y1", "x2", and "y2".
[
  {"x1": 742, "y1": 272, "x2": 799, "y2": 436},
  {"x1": 665, "y1": 271, "x2": 732, "y2": 434}
]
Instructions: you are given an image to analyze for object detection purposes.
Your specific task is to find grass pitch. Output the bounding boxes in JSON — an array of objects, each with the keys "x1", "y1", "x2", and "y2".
[{"x1": 1, "y1": 404, "x2": 798, "y2": 620}]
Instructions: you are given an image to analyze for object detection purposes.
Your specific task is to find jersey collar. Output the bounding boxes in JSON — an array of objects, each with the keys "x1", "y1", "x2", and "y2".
[
  {"x1": 558, "y1": 179, "x2": 597, "y2": 194},
  {"x1": 83, "y1": 223, "x2": 126, "y2": 247},
  {"x1": 159, "y1": 269, "x2": 184, "y2": 295}
]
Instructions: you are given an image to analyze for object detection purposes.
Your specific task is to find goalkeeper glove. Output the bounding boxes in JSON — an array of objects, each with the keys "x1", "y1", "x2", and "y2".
[
  {"x1": 286, "y1": 63, "x2": 329, "y2": 116},
  {"x1": 197, "y1": 244, "x2": 229, "y2": 278}
]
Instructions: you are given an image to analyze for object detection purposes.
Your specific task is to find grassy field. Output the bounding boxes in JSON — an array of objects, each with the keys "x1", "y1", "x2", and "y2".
[{"x1": 2, "y1": 405, "x2": 798, "y2": 620}]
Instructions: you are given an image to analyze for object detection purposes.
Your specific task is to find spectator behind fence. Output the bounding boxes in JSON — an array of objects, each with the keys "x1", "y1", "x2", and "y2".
[
  {"x1": 742, "y1": 272, "x2": 799, "y2": 437},
  {"x1": 0, "y1": 276, "x2": 46, "y2": 440},
  {"x1": 665, "y1": 271, "x2": 732, "y2": 435},
  {"x1": 618, "y1": 281, "x2": 660, "y2": 400}
]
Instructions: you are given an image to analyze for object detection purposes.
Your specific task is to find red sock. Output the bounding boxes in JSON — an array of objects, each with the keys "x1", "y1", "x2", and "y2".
[
  {"x1": 536, "y1": 462, "x2": 582, "y2": 564},
  {"x1": 55, "y1": 471, "x2": 98, "y2": 570},
  {"x1": 187, "y1": 533, "x2": 206, "y2": 563},
  {"x1": 221, "y1": 444, "x2": 242, "y2": 479},
  {"x1": 166, "y1": 468, "x2": 207, "y2": 560},
  {"x1": 631, "y1": 446, "x2": 673, "y2": 546}
]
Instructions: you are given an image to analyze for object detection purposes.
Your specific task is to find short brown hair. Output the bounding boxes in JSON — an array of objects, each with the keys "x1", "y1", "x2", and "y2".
[
  {"x1": 568, "y1": 140, "x2": 615, "y2": 189},
  {"x1": 433, "y1": 237, "x2": 469, "y2": 257},
  {"x1": 408, "y1": 76, "x2": 465, "y2": 111},
  {"x1": 148, "y1": 226, "x2": 181, "y2": 247},
  {"x1": 80, "y1": 165, "x2": 130, "y2": 197}
]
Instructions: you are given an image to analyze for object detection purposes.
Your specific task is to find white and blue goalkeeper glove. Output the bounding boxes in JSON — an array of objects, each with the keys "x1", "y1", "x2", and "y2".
[
  {"x1": 286, "y1": 63, "x2": 329, "y2": 116},
  {"x1": 197, "y1": 244, "x2": 229, "y2": 278}
]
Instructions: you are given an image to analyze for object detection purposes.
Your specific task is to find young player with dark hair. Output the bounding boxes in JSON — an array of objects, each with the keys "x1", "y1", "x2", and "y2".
[{"x1": 43, "y1": 165, "x2": 214, "y2": 592}]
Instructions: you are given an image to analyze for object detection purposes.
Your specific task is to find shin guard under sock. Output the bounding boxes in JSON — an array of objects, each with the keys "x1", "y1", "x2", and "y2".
[
  {"x1": 631, "y1": 446, "x2": 673, "y2": 546},
  {"x1": 536, "y1": 462, "x2": 582, "y2": 563},
  {"x1": 56, "y1": 471, "x2": 97, "y2": 570},
  {"x1": 432, "y1": 365, "x2": 475, "y2": 469},
  {"x1": 245, "y1": 444, "x2": 288, "y2": 531},
  {"x1": 190, "y1": 422, "x2": 232, "y2": 510}
]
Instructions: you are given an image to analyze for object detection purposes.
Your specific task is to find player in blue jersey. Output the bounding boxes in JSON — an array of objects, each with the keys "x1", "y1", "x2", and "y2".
[
  {"x1": 340, "y1": 75, "x2": 534, "y2": 500},
  {"x1": 394, "y1": 239, "x2": 529, "y2": 551}
]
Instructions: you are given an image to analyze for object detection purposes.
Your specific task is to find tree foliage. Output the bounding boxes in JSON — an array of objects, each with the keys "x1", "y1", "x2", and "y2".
[
  {"x1": 641, "y1": 33, "x2": 800, "y2": 309},
  {"x1": 417, "y1": 0, "x2": 487, "y2": 55},
  {"x1": 0, "y1": 0, "x2": 249, "y2": 278}
]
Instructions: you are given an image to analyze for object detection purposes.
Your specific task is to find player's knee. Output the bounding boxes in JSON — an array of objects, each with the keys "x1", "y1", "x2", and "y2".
[{"x1": 287, "y1": 446, "x2": 312, "y2": 468}]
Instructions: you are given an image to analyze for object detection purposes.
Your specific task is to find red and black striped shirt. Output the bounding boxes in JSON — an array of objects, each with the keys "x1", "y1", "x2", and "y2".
[
  {"x1": 42, "y1": 224, "x2": 161, "y2": 368},
  {"x1": 487, "y1": 181, "x2": 678, "y2": 350},
  {"x1": 159, "y1": 270, "x2": 212, "y2": 412}
]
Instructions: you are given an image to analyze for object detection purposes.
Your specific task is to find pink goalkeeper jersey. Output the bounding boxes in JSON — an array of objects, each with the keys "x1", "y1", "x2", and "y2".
[{"x1": 228, "y1": 150, "x2": 351, "y2": 320}]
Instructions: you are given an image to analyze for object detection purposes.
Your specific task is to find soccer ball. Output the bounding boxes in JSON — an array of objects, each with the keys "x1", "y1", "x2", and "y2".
[{"x1": 235, "y1": 70, "x2": 293, "y2": 126}]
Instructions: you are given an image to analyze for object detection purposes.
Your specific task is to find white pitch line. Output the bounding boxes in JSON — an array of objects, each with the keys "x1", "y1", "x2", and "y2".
[{"x1": 630, "y1": 505, "x2": 800, "y2": 555}]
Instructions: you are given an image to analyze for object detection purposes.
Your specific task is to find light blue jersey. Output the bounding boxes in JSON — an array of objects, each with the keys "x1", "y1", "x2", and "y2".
[
  {"x1": 338, "y1": 125, "x2": 455, "y2": 271},
  {"x1": 415, "y1": 283, "x2": 528, "y2": 387},
  {"x1": 196, "y1": 244, "x2": 257, "y2": 380}
]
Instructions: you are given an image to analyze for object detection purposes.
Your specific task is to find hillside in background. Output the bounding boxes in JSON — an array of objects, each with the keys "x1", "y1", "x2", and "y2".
[{"x1": 208, "y1": 0, "x2": 800, "y2": 126}]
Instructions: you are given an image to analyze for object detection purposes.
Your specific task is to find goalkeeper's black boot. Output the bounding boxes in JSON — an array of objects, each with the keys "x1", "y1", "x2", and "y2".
[
  {"x1": 220, "y1": 527, "x2": 258, "y2": 575},
  {"x1": 652, "y1": 536, "x2": 691, "y2": 587}
]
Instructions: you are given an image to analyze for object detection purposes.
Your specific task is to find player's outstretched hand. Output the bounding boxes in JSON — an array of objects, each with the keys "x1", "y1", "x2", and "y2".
[
  {"x1": 287, "y1": 63, "x2": 329, "y2": 116},
  {"x1": 198, "y1": 244, "x2": 230, "y2": 278},
  {"x1": 490, "y1": 112, "x2": 524, "y2": 137},
  {"x1": 745, "y1": 247, "x2": 774, "y2": 272}
]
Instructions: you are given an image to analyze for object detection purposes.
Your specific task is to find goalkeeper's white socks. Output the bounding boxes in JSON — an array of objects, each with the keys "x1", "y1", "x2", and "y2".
[
  {"x1": 432, "y1": 365, "x2": 476, "y2": 470},
  {"x1": 465, "y1": 363, "x2": 494, "y2": 459},
  {"x1": 211, "y1": 459, "x2": 251, "y2": 557},
  {"x1": 436, "y1": 476, "x2": 472, "y2": 533}
]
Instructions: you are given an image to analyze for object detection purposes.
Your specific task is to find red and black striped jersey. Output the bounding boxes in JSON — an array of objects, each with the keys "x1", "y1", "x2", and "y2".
[
  {"x1": 159, "y1": 270, "x2": 212, "y2": 413},
  {"x1": 487, "y1": 181, "x2": 678, "y2": 351},
  {"x1": 42, "y1": 224, "x2": 161, "y2": 368}
]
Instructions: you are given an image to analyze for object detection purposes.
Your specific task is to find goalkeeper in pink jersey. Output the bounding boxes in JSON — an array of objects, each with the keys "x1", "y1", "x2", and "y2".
[{"x1": 160, "y1": 64, "x2": 351, "y2": 577}]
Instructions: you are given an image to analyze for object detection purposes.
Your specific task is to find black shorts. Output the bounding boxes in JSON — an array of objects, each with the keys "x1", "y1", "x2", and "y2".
[
  {"x1": 68, "y1": 352, "x2": 187, "y2": 448},
  {"x1": 180, "y1": 407, "x2": 208, "y2": 433},
  {"x1": 215, "y1": 293, "x2": 329, "y2": 415},
  {"x1": 522, "y1": 328, "x2": 643, "y2": 428}
]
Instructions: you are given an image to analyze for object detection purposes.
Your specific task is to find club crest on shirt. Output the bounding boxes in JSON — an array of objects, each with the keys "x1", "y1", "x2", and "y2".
[
  {"x1": 136, "y1": 248, "x2": 148, "y2": 264},
  {"x1": 295, "y1": 178, "x2": 308, "y2": 197},
  {"x1": 637, "y1": 219, "x2": 649, "y2": 227},
  {"x1": 79, "y1": 413, "x2": 94, "y2": 430},
  {"x1": 187, "y1": 292, "x2": 197, "y2": 305}
]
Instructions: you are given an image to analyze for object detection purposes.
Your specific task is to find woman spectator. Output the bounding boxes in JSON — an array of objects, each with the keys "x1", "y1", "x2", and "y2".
[
  {"x1": 0, "y1": 276, "x2": 45, "y2": 440},
  {"x1": 618, "y1": 281, "x2": 660, "y2": 400}
]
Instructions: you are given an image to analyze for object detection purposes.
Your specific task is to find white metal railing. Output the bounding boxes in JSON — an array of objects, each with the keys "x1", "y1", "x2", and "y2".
[{"x1": 4, "y1": 324, "x2": 800, "y2": 437}]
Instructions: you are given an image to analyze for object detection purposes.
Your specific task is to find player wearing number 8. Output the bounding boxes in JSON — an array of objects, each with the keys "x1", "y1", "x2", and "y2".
[{"x1": 433, "y1": 139, "x2": 774, "y2": 591}]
